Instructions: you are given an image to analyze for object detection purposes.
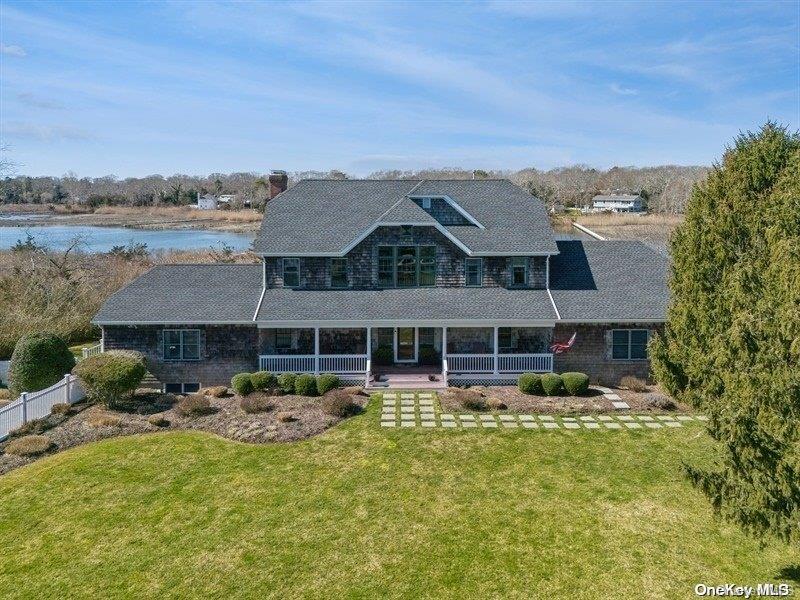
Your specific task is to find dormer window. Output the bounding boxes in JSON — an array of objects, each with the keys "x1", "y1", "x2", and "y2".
[
  {"x1": 282, "y1": 258, "x2": 300, "y2": 287},
  {"x1": 510, "y1": 257, "x2": 527, "y2": 287},
  {"x1": 422, "y1": 197, "x2": 432, "y2": 209}
]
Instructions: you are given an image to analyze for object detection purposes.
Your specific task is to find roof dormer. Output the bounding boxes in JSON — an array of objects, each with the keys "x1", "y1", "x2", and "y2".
[{"x1": 409, "y1": 195, "x2": 484, "y2": 228}]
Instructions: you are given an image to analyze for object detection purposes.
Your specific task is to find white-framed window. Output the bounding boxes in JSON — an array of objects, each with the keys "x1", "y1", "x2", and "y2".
[
  {"x1": 612, "y1": 329, "x2": 649, "y2": 360},
  {"x1": 163, "y1": 329, "x2": 201, "y2": 361},
  {"x1": 282, "y1": 258, "x2": 300, "y2": 287},
  {"x1": 465, "y1": 258, "x2": 482, "y2": 287},
  {"x1": 509, "y1": 257, "x2": 528, "y2": 287},
  {"x1": 276, "y1": 328, "x2": 292, "y2": 351},
  {"x1": 330, "y1": 257, "x2": 348, "y2": 288},
  {"x1": 163, "y1": 382, "x2": 200, "y2": 394},
  {"x1": 377, "y1": 245, "x2": 436, "y2": 288}
]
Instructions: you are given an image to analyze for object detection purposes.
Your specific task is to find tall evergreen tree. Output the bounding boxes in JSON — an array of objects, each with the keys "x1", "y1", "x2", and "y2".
[{"x1": 651, "y1": 122, "x2": 800, "y2": 544}]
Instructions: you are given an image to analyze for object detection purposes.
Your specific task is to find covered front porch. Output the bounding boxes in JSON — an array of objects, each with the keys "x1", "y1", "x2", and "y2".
[{"x1": 258, "y1": 325, "x2": 554, "y2": 386}]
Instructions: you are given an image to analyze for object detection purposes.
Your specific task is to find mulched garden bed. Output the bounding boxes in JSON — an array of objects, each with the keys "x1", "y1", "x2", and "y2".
[
  {"x1": 439, "y1": 385, "x2": 689, "y2": 415},
  {"x1": 0, "y1": 388, "x2": 368, "y2": 476}
]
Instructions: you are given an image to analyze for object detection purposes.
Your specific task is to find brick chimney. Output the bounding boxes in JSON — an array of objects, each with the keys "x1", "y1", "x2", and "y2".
[{"x1": 268, "y1": 170, "x2": 288, "y2": 199}]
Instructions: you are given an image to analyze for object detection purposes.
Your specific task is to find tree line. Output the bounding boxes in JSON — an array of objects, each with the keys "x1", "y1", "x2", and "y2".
[{"x1": 0, "y1": 165, "x2": 709, "y2": 213}]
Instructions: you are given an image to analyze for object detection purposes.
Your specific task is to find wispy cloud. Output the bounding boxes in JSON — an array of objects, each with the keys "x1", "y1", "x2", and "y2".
[
  {"x1": 610, "y1": 83, "x2": 638, "y2": 96},
  {"x1": 4, "y1": 122, "x2": 94, "y2": 142},
  {"x1": 1, "y1": 44, "x2": 26, "y2": 57},
  {"x1": 16, "y1": 93, "x2": 66, "y2": 110}
]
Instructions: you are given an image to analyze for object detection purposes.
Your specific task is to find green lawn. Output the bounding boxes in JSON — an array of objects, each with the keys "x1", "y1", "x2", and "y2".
[{"x1": 0, "y1": 397, "x2": 796, "y2": 599}]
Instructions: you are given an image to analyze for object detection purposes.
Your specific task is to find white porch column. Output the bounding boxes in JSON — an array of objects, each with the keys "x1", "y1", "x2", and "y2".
[
  {"x1": 314, "y1": 327, "x2": 320, "y2": 375},
  {"x1": 366, "y1": 326, "x2": 372, "y2": 356},
  {"x1": 493, "y1": 326, "x2": 499, "y2": 376},
  {"x1": 442, "y1": 327, "x2": 448, "y2": 360}
]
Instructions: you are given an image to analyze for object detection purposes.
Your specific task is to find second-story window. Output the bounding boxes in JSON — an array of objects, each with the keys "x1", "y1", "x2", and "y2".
[
  {"x1": 397, "y1": 246, "x2": 416, "y2": 287},
  {"x1": 465, "y1": 258, "x2": 482, "y2": 287},
  {"x1": 419, "y1": 246, "x2": 436, "y2": 286},
  {"x1": 331, "y1": 258, "x2": 348, "y2": 288},
  {"x1": 377, "y1": 245, "x2": 436, "y2": 287},
  {"x1": 378, "y1": 247, "x2": 395, "y2": 287},
  {"x1": 282, "y1": 258, "x2": 300, "y2": 287},
  {"x1": 510, "y1": 257, "x2": 527, "y2": 287}
]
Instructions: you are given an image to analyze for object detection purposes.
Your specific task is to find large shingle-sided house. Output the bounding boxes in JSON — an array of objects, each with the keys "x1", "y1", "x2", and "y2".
[{"x1": 94, "y1": 175, "x2": 668, "y2": 391}]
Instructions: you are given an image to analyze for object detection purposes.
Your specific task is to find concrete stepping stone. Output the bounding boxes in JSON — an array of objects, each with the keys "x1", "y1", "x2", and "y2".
[
  {"x1": 542, "y1": 422, "x2": 559, "y2": 429},
  {"x1": 462, "y1": 421, "x2": 477, "y2": 428},
  {"x1": 562, "y1": 417, "x2": 577, "y2": 422},
  {"x1": 623, "y1": 422, "x2": 642, "y2": 429},
  {"x1": 382, "y1": 393, "x2": 397, "y2": 399},
  {"x1": 440, "y1": 414, "x2": 455, "y2": 420},
  {"x1": 481, "y1": 421, "x2": 498, "y2": 428},
  {"x1": 664, "y1": 421, "x2": 682, "y2": 428},
  {"x1": 421, "y1": 422, "x2": 436, "y2": 428},
  {"x1": 420, "y1": 409, "x2": 434, "y2": 415},
  {"x1": 498, "y1": 415, "x2": 516, "y2": 422},
  {"x1": 606, "y1": 393, "x2": 622, "y2": 400},
  {"x1": 503, "y1": 422, "x2": 519, "y2": 428},
  {"x1": 612, "y1": 401, "x2": 631, "y2": 409},
  {"x1": 442, "y1": 421, "x2": 457, "y2": 428},
  {"x1": 538, "y1": 415, "x2": 555, "y2": 421},
  {"x1": 677, "y1": 415, "x2": 694, "y2": 421},
  {"x1": 579, "y1": 416, "x2": 596, "y2": 421},
  {"x1": 597, "y1": 415, "x2": 614, "y2": 421},
  {"x1": 381, "y1": 422, "x2": 396, "y2": 428},
  {"x1": 637, "y1": 415, "x2": 655, "y2": 422},
  {"x1": 521, "y1": 422, "x2": 539, "y2": 429},
  {"x1": 584, "y1": 422, "x2": 600, "y2": 429},
  {"x1": 563, "y1": 422, "x2": 580, "y2": 429},
  {"x1": 618, "y1": 415, "x2": 635, "y2": 421},
  {"x1": 401, "y1": 393, "x2": 414, "y2": 398},
  {"x1": 418, "y1": 393, "x2": 432, "y2": 399},
  {"x1": 696, "y1": 415, "x2": 709, "y2": 421},
  {"x1": 595, "y1": 386, "x2": 614, "y2": 394},
  {"x1": 400, "y1": 408, "x2": 415, "y2": 414},
  {"x1": 603, "y1": 422, "x2": 622, "y2": 429},
  {"x1": 519, "y1": 415, "x2": 535, "y2": 422},
  {"x1": 460, "y1": 415, "x2": 476, "y2": 421},
  {"x1": 645, "y1": 422, "x2": 663, "y2": 429},
  {"x1": 479, "y1": 414, "x2": 495, "y2": 421}
]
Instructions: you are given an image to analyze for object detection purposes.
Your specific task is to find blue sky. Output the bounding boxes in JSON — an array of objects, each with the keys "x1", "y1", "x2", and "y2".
[{"x1": 1, "y1": 0, "x2": 798, "y2": 177}]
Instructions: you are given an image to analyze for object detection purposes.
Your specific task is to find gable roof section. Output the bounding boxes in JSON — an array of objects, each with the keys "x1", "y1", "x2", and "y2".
[
  {"x1": 93, "y1": 264, "x2": 262, "y2": 324},
  {"x1": 549, "y1": 240, "x2": 668, "y2": 321},
  {"x1": 253, "y1": 179, "x2": 558, "y2": 256}
]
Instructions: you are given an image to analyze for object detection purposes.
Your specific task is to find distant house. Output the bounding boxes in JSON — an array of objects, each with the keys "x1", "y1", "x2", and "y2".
[
  {"x1": 218, "y1": 194, "x2": 236, "y2": 205},
  {"x1": 196, "y1": 194, "x2": 218, "y2": 210},
  {"x1": 592, "y1": 193, "x2": 644, "y2": 213}
]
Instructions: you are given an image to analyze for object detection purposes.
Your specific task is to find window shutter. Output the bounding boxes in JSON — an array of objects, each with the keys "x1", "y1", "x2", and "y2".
[{"x1": 604, "y1": 330, "x2": 613, "y2": 360}]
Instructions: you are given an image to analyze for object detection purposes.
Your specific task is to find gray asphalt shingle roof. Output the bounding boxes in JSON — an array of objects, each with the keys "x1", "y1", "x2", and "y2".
[
  {"x1": 93, "y1": 264, "x2": 262, "y2": 324},
  {"x1": 253, "y1": 179, "x2": 558, "y2": 255},
  {"x1": 254, "y1": 287, "x2": 557, "y2": 322},
  {"x1": 549, "y1": 240, "x2": 668, "y2": 321}
]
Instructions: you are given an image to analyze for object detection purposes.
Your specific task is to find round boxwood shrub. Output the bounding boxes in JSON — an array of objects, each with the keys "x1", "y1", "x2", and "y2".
[
  {"x1": 561, "y1": 372, "x2": 590, "y2": 396},
  {"x1": 277, "y1": 372, "x2": 297, "y2": 394},
  {"x1": 175, "y1": 394, "x2": 211, "y2": 417},
  {"x1": 541, "y1": 373, "x2": 564, "y2": 396},
  {"x1": 518, "y1": 372, "x2": 543, "y2": 395},
  {"x1": 8, "y1": 333, "x2": 75, "y2": 397},
  {"x1": 5, "y1": 434, "x2": 52, "y2": 457},
  {"x1": 371, "y1": 346, "x2": 393, "y2": 366},
  {"x1": 73, "y1": 350, "x2": 146, "y2": 409},
  {"x1": 321, "y1": 390, "x2": 360, "y2": 417},
  {"x1": 231, "y1": 373, "x2": 254, "y2": 396},
  {"x1": 250, "y1": 371, "x2": 276, "y2": 392},
  {"x1": 316, "y1": 373, "x2": 340, "y2": 395},
  {"x1": 294, "y1": 374, "x2": 317, "y2": 396}
]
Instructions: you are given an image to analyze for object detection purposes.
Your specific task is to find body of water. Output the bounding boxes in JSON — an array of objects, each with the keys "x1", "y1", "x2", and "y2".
[{"x1": 0, "y1": 224, "x2": 254, "y2": 252}]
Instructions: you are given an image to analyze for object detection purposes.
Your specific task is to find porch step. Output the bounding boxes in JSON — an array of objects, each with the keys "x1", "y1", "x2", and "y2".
[{"x1": 367, "y1": 372, "x2": 447, "y2": 390}]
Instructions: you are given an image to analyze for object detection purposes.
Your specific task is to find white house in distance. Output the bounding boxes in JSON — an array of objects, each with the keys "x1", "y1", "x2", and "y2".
[
  {"x1": 591, "y1": 193, "x2": 644, "y2": 213},
  {"x1": 196, "y1": 193, "x2": 219, "y2": 210}
]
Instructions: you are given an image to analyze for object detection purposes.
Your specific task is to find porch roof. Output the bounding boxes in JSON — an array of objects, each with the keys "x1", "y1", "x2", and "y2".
[{"x1": 255, "y1": 287, "x2": 557, "y2": 324}]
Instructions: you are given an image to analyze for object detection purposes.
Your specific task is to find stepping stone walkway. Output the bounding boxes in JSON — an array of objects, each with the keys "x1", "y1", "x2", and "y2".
[{"x1": 376, "y1": 392, "x2": 705, "y2": 432}]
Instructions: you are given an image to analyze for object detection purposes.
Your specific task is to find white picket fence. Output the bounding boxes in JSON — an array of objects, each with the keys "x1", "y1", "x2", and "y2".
[
  {"x1": 0, "y1": 374, "x2": 85, "y2": 441},
  {"x1": 81, "y1": 344, "x2": 102, "y2": 359}
]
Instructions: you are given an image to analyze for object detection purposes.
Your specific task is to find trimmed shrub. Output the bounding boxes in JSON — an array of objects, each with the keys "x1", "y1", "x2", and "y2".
[
  {"x1": 620, "y1": 375, "x2": 648, "y2": 392},
  {"x1": 86, "y1": 412, "x2": 122, "y2": 428},
  {"x1": 5, "y1": 435, "x2": 52, "y2": 456},
  {"x1": 321, "y1": 390, "x2": 360, "y2": 417},
  {"x1": 487, "y1": 398, "x2": 507, "y2": 410},
  {"x1": 418, "y1": 347, "x2": 440, "y2": 366},
  {"x1": 645, "y1": 393, "x2": 677, "y2": 411},
  {"x1": 562, "y1": 372, "x2": 590, "y2": 396},
  {"x1": 343, "y1": 386, "x2": 365, "y2": 396},
  {"x1": 541, "y1": 373, "x2": 564, "y2": 396},
  {"x1": 231, "y1": 373, "x2": 254, "y2": 396},
  {"x1": 0, "y1": 389, "x2": 10, "y2": 401},
  {"x1": 202, "y1": 386, "x2": 228, "y2": 398},
  {"x1": 455, "y1": 389, "x2": 486, "y2": 411},
  {"x1": 250, "y1": 371, "x2": 277, "y2": 392},
  {"x1": 294, "y1": 374, "x2": 317, "y2": 396},
  {"x1": 277, "y1": 373, "x2": 297, "y2": 394},
  {"x1": 240, "y1": 395, "x2": 274, "y2": 414},
  {"x1": 371, "y1": 346, "x2": 393, "y2": 366},
  {"x1": 175, "y1": 394, "x2": 211, "y2": 417},
  {"x1": 50, "y1": 402, "x2": 71, "y2": 415},
  {"x1": 316, "y1": 373, "x2": 340, "y2": 395},
  {"x1": 73, "y1": 351, "x2": 146, "y2": 409},
  {"x1": 518, "y1": 373, "x2": 543, "y2": 395},
  {"x1": 277, "y1": 411, "x2": 296, "y2": 423},
  {"x1": 148, "y1": 413, "x2": 169, "y2": 427},
  {"x1": 9, "y1": 332, "x2": 75, "y2": 397}
]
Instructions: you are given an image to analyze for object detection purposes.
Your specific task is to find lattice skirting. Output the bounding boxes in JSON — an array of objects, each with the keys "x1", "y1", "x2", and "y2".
[
  {"x1": 446, "y1": 377, "x2": 518, "y2": 387},
  {"x1": 339, "y1": 378, "x2": 366, "y2": 386}
]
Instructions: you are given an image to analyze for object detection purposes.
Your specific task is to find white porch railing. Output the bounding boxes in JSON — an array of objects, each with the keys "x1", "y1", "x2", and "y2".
[
  {"x1": 498, "y1": 354, "x2": 553, "y2": 373},
  {"x1": 0, "y1": 374, "x2": 85, "y2": 441},
  {"x1": 446, "y1": 354, "x2": 494, "y2": 373},
  {"x1": 259, "y1": 354, "x2": 368, "y2": 375},
  {"x1": 81, "y1": 343, "x2": 102, "y2": 359},
  {"x1": 445, "y1": 353, "x2": 554, "y2": 374}
]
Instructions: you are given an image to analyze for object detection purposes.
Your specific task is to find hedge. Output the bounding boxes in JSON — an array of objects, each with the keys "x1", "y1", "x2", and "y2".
[
  {"x1": 541, "y1": 373, "x2": 564, "y2": 396},
  {"x1": 231, "y1": 373, "x2": 254, "y2": 396},
  {"x1": 250, "y1": 371, "x2": 276, "y2": 392},
  {"x1": 294, "y1": 374, "x2": 318, "y2": 396},
  {"x1": 277, "y1": 373, "x2": 297, "y2": 394},
  {"x1": 316, "y1": 373, "x2": 340, "y2": 395},
  {"x1": 518, "y1": 373, "x2": 543, "y2": 395},
  {"x1": 8, "y1": 333, "x2": 75, "y2": 397},
  {"x1": 73, "y1": 350, "x2": 146, "y2": 409},
  {"x1": 562, "y1": 372, "x2": 590, "y2": 396}
]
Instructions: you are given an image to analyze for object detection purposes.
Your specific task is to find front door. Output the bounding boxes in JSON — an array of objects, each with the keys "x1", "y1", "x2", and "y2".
[{"x1": 395, "y1": 327, "x2": 416, "y2": 362}]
